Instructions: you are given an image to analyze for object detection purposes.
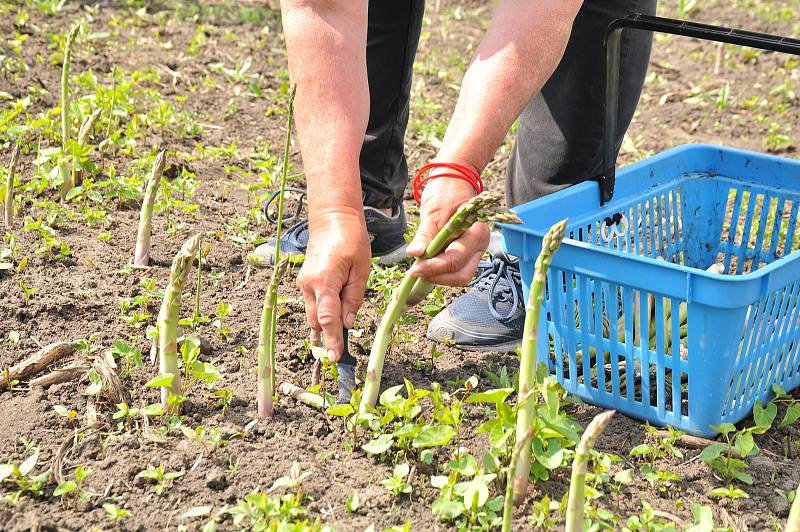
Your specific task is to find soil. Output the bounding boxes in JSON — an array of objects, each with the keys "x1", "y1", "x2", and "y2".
[{"x1": 0, "y1": 1, "x2": 798, "y2": 531}]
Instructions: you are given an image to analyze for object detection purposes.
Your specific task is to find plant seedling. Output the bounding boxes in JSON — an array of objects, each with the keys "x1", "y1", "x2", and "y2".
[
  {"x1": 53, "y1": 465, "x2": 90, "y2": 500},
  {"x1": 103, "y1": 503, "x2": 132, "y2": 521},
  {"x1": 138, "y1": 465, "x2": 185, "y2": 495},
  {"x1": 382, "y1": 463, "x2": 413, "y2": 497}
]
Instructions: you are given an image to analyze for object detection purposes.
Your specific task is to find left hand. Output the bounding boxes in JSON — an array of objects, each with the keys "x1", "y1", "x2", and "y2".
[{"x1": 407, "y1": 176, "x2": 490, "y2": 286}]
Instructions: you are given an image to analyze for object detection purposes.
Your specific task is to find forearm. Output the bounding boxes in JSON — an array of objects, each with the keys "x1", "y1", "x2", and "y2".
[
  {"x1": 280, "y1": 0, "x2": 369, "y2": 223},
  {"x1": 438, "y1": 0, "x2": 583, "y2": 171}
]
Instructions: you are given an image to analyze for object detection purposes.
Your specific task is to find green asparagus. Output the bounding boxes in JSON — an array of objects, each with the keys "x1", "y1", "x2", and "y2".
[
  {"x1": 133, "y1": 150, "x2": 166, "y2": 267},
  {"x1": 512, "y1": 219, "x2": 567, "y2": 505},
  {"x1": 565, "y1": 410, "x2": 616, "y2": 531},
  {"x1": 59, "y1": 26, "x2": 79, "y2": 200},
  {"x1": 157, "y1": 233, "x2": 201, "y2": 411},
  {"x1": 4, "y1": 145, "x2": 19, "y2": 229},
  {"x1": 360, "y1": 191, "x2": 522, "y2": 413}
]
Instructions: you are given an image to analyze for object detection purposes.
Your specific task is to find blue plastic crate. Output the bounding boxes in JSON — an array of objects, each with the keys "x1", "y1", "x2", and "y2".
[{"x1": 501, "y1": 144, "x2": 800, "y2": 437}]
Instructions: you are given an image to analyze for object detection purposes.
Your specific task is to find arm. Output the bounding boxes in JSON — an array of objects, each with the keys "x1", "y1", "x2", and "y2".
[
  {"x1": 409, "y1": 0, "x2": 583, "y2": 284},
  {"x1": 281, "y1": 0, "x2": 371, "y2": 360}
]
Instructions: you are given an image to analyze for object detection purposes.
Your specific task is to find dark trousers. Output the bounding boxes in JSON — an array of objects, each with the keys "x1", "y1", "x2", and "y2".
[{"x1": 361, "y1": 0, "x2": 657, "y2": 210}]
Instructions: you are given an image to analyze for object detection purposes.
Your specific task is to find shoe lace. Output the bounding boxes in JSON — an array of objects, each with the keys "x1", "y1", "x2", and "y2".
[
  {"x1": 469, "y1": 254, "x2": 522, "y2": 322},
  {"x1": 263, "y1": 187, "x2": 307, "y2": 225}
]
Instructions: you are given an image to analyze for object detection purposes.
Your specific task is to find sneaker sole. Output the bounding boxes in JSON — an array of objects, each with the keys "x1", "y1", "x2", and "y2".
[{"x1": 427, "y1": 319, "x2": 521, "y2": 353}]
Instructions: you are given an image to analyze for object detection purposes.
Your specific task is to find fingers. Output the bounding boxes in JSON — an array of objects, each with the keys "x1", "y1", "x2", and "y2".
[
  {"x1": 406, "y1": 211, "x2": 443, "y2": 257},
  {"x1": 409, "y1": 223, "x2": 489, "y2": 286},
  {"x1": 340, "y1": 273, "x2": 366, "y2": 330},
  {"x1": 315, "y1": 289, "x2": 344, "y2": 362}
]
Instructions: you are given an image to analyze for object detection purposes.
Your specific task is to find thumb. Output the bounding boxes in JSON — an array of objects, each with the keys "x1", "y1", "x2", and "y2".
[{"x1": 407, "y1": 214, "x2": 441, "y2": 258}]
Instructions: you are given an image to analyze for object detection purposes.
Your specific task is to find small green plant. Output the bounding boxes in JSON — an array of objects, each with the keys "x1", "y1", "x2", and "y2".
[
  {"x1": 53, "y1": 465, "x2": 90, "y2": 500},
  {"x1": 382, "y1": 463, "x2": 413, "y2": 497},
  {"x1": 699, "y1": 400, "x2": 776, "y2": 486},
  {"x1": 137, "y1": 465, "x2": 185, "y2": 495},
  {"x1": 345, "y1": 491, "x2": 360, "y2": 514},
  {"x1": 0, "y1": 447, "x2": 51, "y2": 500},
  {"x1": 213, "y1": 301, "x2": 232, "y2": 340},
  {"x1": 709, "y1": 484, "x2": 750, "y2": 500},
  {"x1": 103, "y1": 503, "x2": 132, "y2": 521}
]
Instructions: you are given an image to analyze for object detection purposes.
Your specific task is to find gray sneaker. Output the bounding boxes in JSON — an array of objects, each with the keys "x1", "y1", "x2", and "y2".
[
  {"x1": 251, "y1": 188, "x2": 407, "y2": 265},
  {"x1": 426, "y1": 249, "x2": 524, "y2": 352}
]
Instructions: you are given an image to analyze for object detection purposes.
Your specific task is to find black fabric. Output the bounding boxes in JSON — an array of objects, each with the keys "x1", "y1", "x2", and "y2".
[
  {"x1": 506, "y1": 0, "x2": 658, "y2": 205},
  {"x1": 361, "y1": 0, "x2": 657, "y2": 209},
  {"x1": 360, "y1": 0, "x2": 425, "y2": 209}
]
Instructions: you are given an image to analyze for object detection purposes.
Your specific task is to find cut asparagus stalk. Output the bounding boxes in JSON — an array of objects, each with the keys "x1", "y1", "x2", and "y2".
[
  {"x1": 565, "y1": 410, "x2": 616, "y2": 532},
  {"x1": 787, "y1": 482, "x2": 800, "y2": 532},
  {"x1": 280, "y1": 382, "x2": 325, "y2": 409},
  {"x1": 257, "y1": 258, "x2": 290, "y2": 418},
  {"x1": 133, "y1": 150, "x2": 166, "y2": 267},
  {"x1": 59, "y1": 26, "x2": 79, "y2": 201},
  {"x1": 360, "y1": 192, "x2": 522, "y2": 412},
  {"x1": 157, "y1": 233, "x2": 201, "y2": 411},
  {"x1": 512, "y1": 219, "x2": 567, "y2": 506},
  {"x1": 4, "y1": 144, "x2": 20, "y2": 229}
]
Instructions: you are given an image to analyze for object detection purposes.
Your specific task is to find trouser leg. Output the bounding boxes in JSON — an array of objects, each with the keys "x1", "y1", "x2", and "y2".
[
  {"x1": 506, "y1": 0, "x2": 657, "y2": 207},
  {"x1": 360, "y1": 0, "x2": 425, "y2": 210}
]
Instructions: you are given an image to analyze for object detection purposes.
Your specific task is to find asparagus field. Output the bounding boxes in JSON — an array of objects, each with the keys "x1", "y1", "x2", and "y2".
[{"x1": 1, "y1": 1, "x2": 799, "y2": 531}]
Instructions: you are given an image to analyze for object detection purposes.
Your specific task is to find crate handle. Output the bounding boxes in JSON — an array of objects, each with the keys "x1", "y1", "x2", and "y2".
[{"x1": 600, "y1": 13, "x2": 800, "y2": 206}]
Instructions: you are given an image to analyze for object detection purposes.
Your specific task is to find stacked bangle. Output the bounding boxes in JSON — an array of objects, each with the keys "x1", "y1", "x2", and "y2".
[{"x1": 412, "y1": 162, "x2": 484, "y2": 205}]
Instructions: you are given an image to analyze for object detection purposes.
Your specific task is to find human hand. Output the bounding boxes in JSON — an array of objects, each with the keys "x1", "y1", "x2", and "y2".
[
  {"x1": 297, "y1": 208, "x2": 371, "y2": 363},
  {"x1": 407, "y1": 176, "x2": 490, "y2": 286}
]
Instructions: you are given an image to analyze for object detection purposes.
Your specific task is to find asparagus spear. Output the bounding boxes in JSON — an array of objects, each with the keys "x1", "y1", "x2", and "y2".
[
  {"x1": 257, "y1": 85, "x2": 296, "y2": 419},
  {"x1": 59, "y1": 26, "x2": 79, "y2": 201},
  {"x1": 565, "y1": 410, "x2": 616, "y2": 532},
  {"x1": 257, "y1": 257, "x2": 290, "y2": 418},
  {"x1": 787, "y1": 482, "x2": 800, "y2": 532},
  {"x1": 512, "y1": 219, "x2": 567, "y2": 505},
  {"x1": 73, "y1": 108, "x2": 102, "y2": 187},
  {"x1": 157, "y1": 233, "x2": 201, "y2": 411},
  {"x1": 4, "y1": 145, "x2": 20, "y2": 229},
  {"x1": 502, "y1": 428, "x2": 535, "y2": 532},
  {"x1": 360, "y1": 192, "x2": 522, "y2": 412},
  {"x1": 133, "y1": 150, "x2": 167, "y2": 267}
]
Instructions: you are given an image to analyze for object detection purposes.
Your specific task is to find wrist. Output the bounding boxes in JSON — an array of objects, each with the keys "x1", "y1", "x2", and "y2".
[
  {"x1": 308, "y1": 206, "x2": 366, "y2": 234},
  {"x1": 412, "y1": 160, "x2": 483, "y2": 205}
]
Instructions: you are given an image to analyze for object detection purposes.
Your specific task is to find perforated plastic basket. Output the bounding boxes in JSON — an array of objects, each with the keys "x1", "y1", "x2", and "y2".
[{"x1": 501, "y1": 144, "x2": 800, "y2": 436}]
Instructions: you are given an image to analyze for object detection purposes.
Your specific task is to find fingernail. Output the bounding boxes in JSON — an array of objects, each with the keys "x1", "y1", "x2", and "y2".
[
  {"x1": 344, "y1": 313, "x2": 356, "y2": 329},
  {"x1": 327, "y1": 349, "x2": 338, "y2": 363}
]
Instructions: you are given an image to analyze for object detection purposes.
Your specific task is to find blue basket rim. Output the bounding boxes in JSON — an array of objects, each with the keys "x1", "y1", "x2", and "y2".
[{"x1": 499, "y1": 143, "x2": 800, "y2": 284}]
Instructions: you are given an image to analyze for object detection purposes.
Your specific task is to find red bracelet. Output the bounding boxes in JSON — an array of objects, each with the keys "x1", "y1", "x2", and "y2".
[{"x1": 412, "y1": 162, "x2": 484, "y2": 205}]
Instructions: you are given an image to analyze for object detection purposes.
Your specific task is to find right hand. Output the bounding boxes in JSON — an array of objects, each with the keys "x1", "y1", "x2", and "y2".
[
  {"x1": 407, "y1": 176, "x2": 489, "y2": 287},
  {"x1": 297, "y1": 208, "x2": 371, "y2": 363}
]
